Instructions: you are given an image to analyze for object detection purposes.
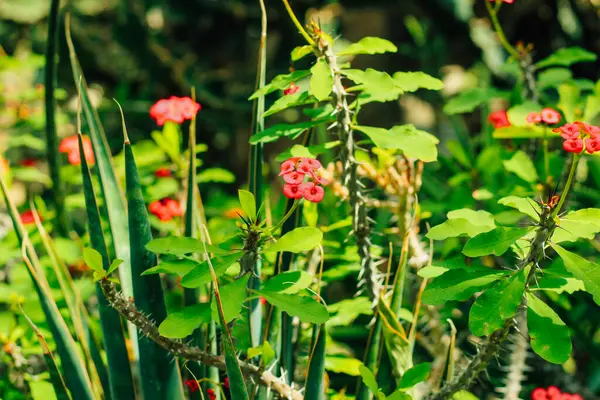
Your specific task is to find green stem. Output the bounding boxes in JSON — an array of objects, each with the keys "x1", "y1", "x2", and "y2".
[
  {"x1": 485, "y1": 0, "x2": 521, "y2": 61},
  {"x1": 543, "y1": 128, "x2": 550, "y2": 185},
  {"x1": 281, "y1": 0, "x2": 315, "y2": 45},
  {"x1": 553, "y1": 154, "x2": 580, "y2": 218}
]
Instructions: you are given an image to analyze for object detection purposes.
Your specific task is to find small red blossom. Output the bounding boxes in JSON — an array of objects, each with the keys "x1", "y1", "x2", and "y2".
[
  {"x1": 488, "y1": 110, "x2": 511, "y2": 128},
  {"x1": 579, "y1": 122, "x2": 600, "y2": 137},
  {"x1": 20, "y1": 210, "x2": 38, "y2": 225},
  {"x1": 563, "y1": 138, "x2": 584, "y2": 154},
  {"x1": 283, "y1": 171, "x2": 305, "y2": 185},
  {"x1": 541, "y1": 108, "x2": 561, "y2": 124},
  {"x1": 300, "y1": 182, "x2": 325, "y2": 203},
  {"x1": 553, "y1": 123, "x2": 580, "y2": 139},
  {"x1": 531, "y1": 386, "x2": 584, "y2": 400},
  {"x1": 207, "y1": 388, "x2": 216, "y2": 400},
  {"x1": 149, "y1": 96, "x2": 201, "y2": 126},
  {"x1": 20, "y1": 159, "x2": 38, "y2": 167},
  {"x1": 184, "y1": 380, "x2": 199, "y2": 393},
  {"x1": 526, "y1": 112, "x2": 543, "y2": 124},
  {"x1": 554, "y1": 121, "x2": 600, "y2": 154},
  {"x1": 224, "y1": 377, "x2": 230, "y2": 390},
  {"x1": 283, "y1": 183, "x2": 304, "y2": 199},
  {"x1": 279, "y1": 157, "x2": 327, "y2": 203},
  {"x1": 260, "y1": 296, "x2": 268, "y2": 305},
  {"x1": 154, "y1": 168, "x2": 172, "y2": 178},
  {"x1": 284, "y1": 83, "x2": 300, "y2": 96},
  {"x1": 59, "y1": 135, "x2": 95, "y2": 166},
  {"x1": 149, "y1": 198, "x2": 183, "y2": 221}
]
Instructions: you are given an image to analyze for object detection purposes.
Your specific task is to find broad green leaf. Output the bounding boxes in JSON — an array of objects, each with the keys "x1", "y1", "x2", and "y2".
[
  {"x1": 536, "y1": 47, "x2": 598, "y2": 69},
  {"x1": 447, "y1": 209, "x2": 495, "y2": 226},
  {"x1": 337, "y1": 37, "x2": 397, "y2": 56},
  {"x1": 310, "y1": 58, "x2": 333, "y2": 101},
  {"x1": 343, "y1": 68, "x2": 404, "y2": 104},
  {"x1": 262, "y1": 271, "x2": 312, "y2": 294},
  {"x1": 238, "y1": 190, "x2": 257, "y2": 221},
  {"x1": 359, "y1": 365, "x2": 386, "y2": 400},
  {"x1": 398, "y1": 363, "x2": 431, "y2": 389},
  {"x1": 141, "y1": 259, "x2": 199, "y2": 276},
  {"x1": 463, "y1": 227, "x2": 532, "y2": 257},
  {"x1": 353, "y1": 124, "x2": 438, "y2": 162},
  {"x1": 197, "y1": 168, "x2": 236, "y2": 184},
  {"x1": 422, "y1": 269, "x2": 509, "y2": 306},
  {"x1": 503, "y1": 150, "x2": 538, "y2": 183},
  {"x1": 552, "y1": 208, "x2": 600, "y2": 243},
  {"x1": 452, "y1": 391, "x2": 479, "y2": 400},
  {"x1": 427, "y1": 209, "x2": 495, "y2": 240},
  {"x1": 263, "y1": 91, "x2": 316, "y2": 118},
  {"x1": 393, "y1": 72, "x2": 444, "y2": 92},
  {"x1": 388, "y1": 392, "x2": 413, "y2": 400},
  {"x1": 247, "y1": 341, "x2": 276, "y2": 365},
  {"x1": 212, "y1": 274, "x2": 250, "y2": 323},
  {"x1": 558, "y1": 83, "x2": 580, "y2": 122},
  {"x1": 291, "y1": 45, "x2": 313, "y2": 61},
  {"x1": 158, "y1": 303, "x2": 212, "y2": 339},
  {"x1": 328, "y1": 297, "x2": 373, "y2": 326},
  {"x1": 498, "y1": 196, "x2": 541, "y2": 221},
  {"x1": 263, "y1": 227, "x2": 323, "y2": 254},
  {"x1": 249, "y1": 117, "x2": 334, "y2": 144},
  {"x1": 325, "y1": 356, "x2": 362, "y2": 376},
  {"x1": 526, "y1": 293, "x2": 572, "y2": 364},
  {"x1": 468, "y1": 268, "x2": 528, "y2": 336},
  {"x1": 259, "y1": 292, "x2": 329, "y2": 324},
  {"x1": 146, "y1": 237, "x2": 229, "y2": 256},
  {"x1": 249, "y1": 70, "x2": 311, "y2": 99},
  {"x1": 537, "y1": 68, "x2": 572, "y2": 90},
  {"x1": 443, "y1": 88, "x2": 491, "y2": 115},
  {"x1": 107, "y1": 258, "x2": 124, "y2": 274},
  {"x1": 551, "y1": 244, "x2": 600, "y2": 306},
  {"x1": 492, "y1": 125, "x2": 548, "y2": 139},
  {"x1": 82, "y1": 248, "x2": 104, "y2": 273},
  {"x1": 30, "y1": 381, "x2": 58, "y2": 400},
  {"x1": 180, "y1": 253, "x2": 243, "y2": 288}
]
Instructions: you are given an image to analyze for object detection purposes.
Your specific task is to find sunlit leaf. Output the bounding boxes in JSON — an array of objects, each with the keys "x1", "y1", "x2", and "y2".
[
  {"x1": 551, "y1": 244, "x2": 600, "y2": 306},
  {"x1": 158, "y1": 303, "x2": 211, "y2": 339},
  {"x1": 526, "y1": 293, "x2": 572, "y2": 364},
  {"x1": 263, "y1": 227, "x2": 323, "y2": 254},
  {"x1": 463, "y1": 227, "x2": 532, "y2": 257},
  {"x1": 337, "y1": 37, "x2": 397, "y2": 56},
  {"x1": 422, "y1": 268, "x2": 509, "y2": 306},
  {"x1": 310, "y1": 58, "x2": 333, "y2": 101},
  {"x1": 536, "y1": 47, "x2": 598, "y2": 69}
]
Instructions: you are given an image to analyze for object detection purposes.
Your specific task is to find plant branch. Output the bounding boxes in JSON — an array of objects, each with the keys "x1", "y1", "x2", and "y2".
[{"x1": 99, "y1": 278, "x2": 304, "y2": 400}]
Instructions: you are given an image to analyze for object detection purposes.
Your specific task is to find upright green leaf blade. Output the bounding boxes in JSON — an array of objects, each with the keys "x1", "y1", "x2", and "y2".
[
  {"x1": 526, "y1": 293, "x2": 571, "y2": 364},
  {"x1": 238, "y1": 189, "x2": 257, "y2": 221},
  {"x1": 305, "y1": 325, "x2": 327, "y2": 400}
]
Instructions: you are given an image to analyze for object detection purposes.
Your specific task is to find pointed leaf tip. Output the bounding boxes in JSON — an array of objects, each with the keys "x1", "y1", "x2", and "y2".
[{"x1": 114, "y1": 99, "x2": 130, "y2": 144}]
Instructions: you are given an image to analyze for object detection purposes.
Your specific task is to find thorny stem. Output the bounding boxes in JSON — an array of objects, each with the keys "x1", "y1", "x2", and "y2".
[{"x1": 99, "y1": 279, "x2": 304, "y2": 400}]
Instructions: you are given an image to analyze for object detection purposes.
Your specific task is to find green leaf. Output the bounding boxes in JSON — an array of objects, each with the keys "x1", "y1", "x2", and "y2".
[
  {"x1": 468, "y1": 267, "x2": 528, "y2": 336},
  {"x1": 353, "y1": 124, "x2": 439, "y2": 162},
  {"x1": 452, "y1": 391, "x2": 479, "y2": 400},
  {"x1": 263, "y1": 91, "x2": 317, "y2": 118},
  {"x1": 262, "y1": 271, "x2": 312, "y2": 294},
  {"x1": 503, "y1": 150, "x2": 538, "y2": 183},
  {"x1": 537, "y1": 68, "x2": 572, "y2": 90},
  {"x1": 82, "y1": 248, "x2": 104, "y2": 273},
  {"x1": 558, "y1": 83, "x2": 580, "y2": 122},
  {"x1": 107, "y1": 258, "x2": 124, "y2": 274},
  {"x1": 263, "y1": 227, "x2": 323, "y2": 254},
  {"x1": 398, "y1": 362, "x2": 431, "y2": 389},
  {"x1": 387, "y1": 392, "x2": 413, "y2": 400},
  {"x1": 551, "y1": 244, "x2": 600, "y2": 306},
  {"x1": 325, "y1": 356, "x2": 363, "y2": 376},
  {"x1": 141, "y1": 259, "x2": 199, "y2": 276},
  {"x1": 551, "y1": 208, "x2": 600, "y2": 243},
  {"x1": 310, "y1": 58, "x2": 333, "y2": 101},
  {"x1": 249, "y1": 70, "x2": 311, "y2": 99},
  {"x1": 0, "y1": 0, "x2": 50, "y2": 23},
  {"x1": 212, "y1": 274, "x2": 250, "y2": 323},
  {"x1": 526, "y1": 293, "x2": 572, "y2": 364},
  {"x1": 359, "y1": 365, "x2": 386, "y2": 400},
  {"x1": 180, "y1": 253, "x2": 243, "y2": 289},
  {"x1": 492, "y1": 125, "x2": 548, "y2": 139},
  {"x1": 249, "y1": 117, "x2": 334, "y2": 144},
  {"x1": 443, "y1": 88, "x2": 491, "y2": 115},
  {"x1": 275, "y1": 141, "x2": 340, "y2": 161},
  {"x1": 536, "y1": 47, "x2": 598, "y2": 69},
  {"x1": 343, "y1": 69, "x2": 404, "y2": 104},
  {"x1": 583, "y1": 94, "x2": 600, "y2": 122},
  {"x1": 146, "y1": 237, "x2": 229, "y2": 256},
  {"x1": 238, "y1": 189, "x2": 257, "y2": 221},
  {"x1": 259, "y1": 292, "x2": 329, "y2": 324},
  {"x1": 463, "y1": 227, "x2": 532, "y2": 257},
  {"x1": 291, "y1": 45, "x2": 314, "y2": 61},
  {"x1": 427, "y1": 209, "x2": 495, "y2": 240},
  {"x1": 393, "y1": 72, "x2": 444, "y2": 92},
  {"x1": 422, "y1": 268, "x2": 509, "y2": 306},
  {"x1": 30, "y1": 381, "x2": 58, "y2": 400},
  {"x1": 197, "y1": 168, "x2": 236, "y2": 184},
  {"x1": 498, "y1": 196, "x2": 541, "y2": 221},
  {"x1": 337, "y1": 37, "x2": 397, "y2": 56},
  {"x1": 327, "y1": 297, "x2": 373, "y2": 326},
  {"x1": 305, "y1": 325, "x2": 327, "y2": 400},
  {"x1": 158, "y1": 303, "x2": 212, "y2": 339},
  {"x1": 247, "y1": 341, "x2": 276, "y2": 365}
]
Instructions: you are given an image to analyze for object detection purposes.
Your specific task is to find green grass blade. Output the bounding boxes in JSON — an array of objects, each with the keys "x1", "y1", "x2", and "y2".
[
  {"x1": 121, "y1": 112, "x2": 186, "y2": 400},
  {"x1": 0, "y1": 175, "x2": 95, "y2": 400},
  {"x1": 78, "y1": 134, "x2": 137, "y2": 400},
  {"x1": 305, "y1": 325, "x2": 326, "y2": 400},
  {"x1": 21, "y1": 307, "x2": 72, "y2": 400},
  {"x1": 184, "y1": 111, "x2": 198, "y2": 307},
  {"x1": 44, "y1": 0, "x2": 69, "y2": 235}
]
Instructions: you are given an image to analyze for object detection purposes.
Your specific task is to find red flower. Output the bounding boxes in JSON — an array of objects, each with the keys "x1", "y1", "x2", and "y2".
[
  {"x1": 279, "y1": 159, "x2": 297, "y2": 176},
  {"x1": 260, "y1": 296, "x2": 268, "y2": 305},
  {"x1": 184, "y1": 380, "x2": 199, "y2": 393},
  {"x1": 59, "y1": 135, "x2": 95, "y2": 166},
  {"x1": 283, "y1": 171, "x2": 305, "y2": 185},
  {"x1": 526, "y1": 112, "x2": 542, "y2": 124},
  {"x1": 284, "y1": 83, "x2": 300, "y2": 96},
  {"x1": 207, "y1": 388, "x2": 216, "y2": 400},
  {"x1": 154, "y1": 168, "x2": 172, "y2": 178},
  {"x1": 20, "y1": 210, "x2": 38, "y2": 225},
  {"x1": 20, "y1": 159, "x2": 38, "y2": 167},
  {"x1": 553, "y1": 123, "x2": 580, "y2": 139},
  {"x1": 531, "y1": 388, "x2": 547, "y2": 400},
  {"x1": 224, "y1": 377, "x2": 230, "y2": 390},
  {"x1": 283, "y1": 183, "x2": 304, "y2": 199},
  {"x1": 488, "y1": 110, "x2": 511, "y2": 128},
  {"x1": 149, "y1": 96, "x2": 201, "y2": 126},
  {"x1": 300, "y1": 182, "x2": 325, "y2": 203},
  {"x1": 554, "y1": 122, "x2": 600, "y2": 154},
  {"x1": 149, "y1": 198, "x2": 183, "y2": 221},
  {"x1": 586, "y1": 137, "x2": 600, "y2": 154},
  {"x1": 541, "y1": 108, "x2": 561, "y2": 124},
  {"x1": 579, "y1": 122, "x2": 600, "y2": 137},
  {"x1": 563, "y1": 138, "x2": 584, "y2": 154}
]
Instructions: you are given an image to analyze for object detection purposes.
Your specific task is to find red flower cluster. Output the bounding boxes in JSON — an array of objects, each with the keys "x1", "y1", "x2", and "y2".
[
  {"x1": 149, "y1": 96, "x2": 201, "y2": 126},
  {"x1": 526, "y1": 108, "x2": 561, "y2": 125},
  {"x1": 59, "y1": 135, "x2": 95, "y2": 166},
  {"x1": 184, "y1": 380, "x2": 199, "y2": 393},
  {"x1": 284, "y1": 83, "x2": 300, "y2": 96},
  {"x1": 20, "y1": 210, "x2": 40, "y2": 225},
  {"x1": 488, "y1": 110, "x2": 511, "y2": 128},
  {"x1": 207, "y1": 389, "x2": 216, "y2": 400},
  {"x1": 531, "y1": 386, "x2": 582, "y2": 400},
  {"x1": 154, "y1": 167, "x2": 172, "y2": 178},
  {"x1": 553, "y1": 121, "x2": 600, "y2": 154},
  {"x1": 279, "y1": 157, "x2": 328, "y2": 203},
  {"x1": 149, "y1": 198, "x2": 183, "y2": 221}
]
